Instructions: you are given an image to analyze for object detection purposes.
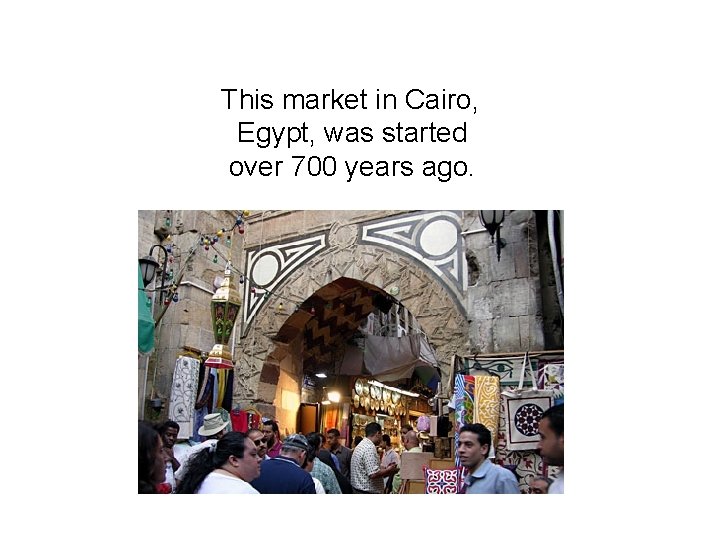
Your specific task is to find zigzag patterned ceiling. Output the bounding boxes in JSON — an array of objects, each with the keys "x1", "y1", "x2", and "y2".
[{"x1": 272, "y1": 277, "x2": 391, "y2": 371}]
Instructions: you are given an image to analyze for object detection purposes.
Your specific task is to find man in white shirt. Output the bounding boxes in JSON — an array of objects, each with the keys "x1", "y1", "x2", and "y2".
[
  {"x1": 175, "y1": 413, "x2": 229, "y2": 482},
  {"x1": 537, "y1": 404, "x2": 564, "y2": 494},
  {"x1": 380, "y1": 434, "x2": 399, "y2": 493},
  {"x1": 350, "y1": 422, "x2": 398, "y2": 493}
]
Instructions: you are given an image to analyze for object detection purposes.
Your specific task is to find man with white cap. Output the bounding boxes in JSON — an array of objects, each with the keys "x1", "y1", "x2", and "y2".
[
  {"x1": 250, "y1": 433, "x2": 317, "y2": 494},
  {"x1": 175, "y1": 413, "x2": 230, "y2": 482}
]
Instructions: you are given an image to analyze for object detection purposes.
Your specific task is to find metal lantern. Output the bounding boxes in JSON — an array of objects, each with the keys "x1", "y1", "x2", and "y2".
[
  {"x1": 479, "y1": 210, "x2": 506, "y2": 261},
  {"x1": 139, "y1": 244, "x2": 169, "y2": 304},
  {"x1": 205, "y1": 263, "x2": 242, "y2": 369}
]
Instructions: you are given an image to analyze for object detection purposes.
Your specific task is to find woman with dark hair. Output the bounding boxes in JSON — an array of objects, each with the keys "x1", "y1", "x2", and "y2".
[
  {"x1": 139, "y1": 421, "x2": 166, "y2": 494},
  {"x1": 175, "y1": 431, "x2": 261, "y2": 494}
]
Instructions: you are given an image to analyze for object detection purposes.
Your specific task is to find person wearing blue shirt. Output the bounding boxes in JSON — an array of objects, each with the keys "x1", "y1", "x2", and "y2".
[
  {"x1": 538, "y1": 404, "x2": 564, "y2": 494},
  {"x1": 250, "y1": 433, "x2": 317, "y2": 494},
  {"x1": 457, "y1": 423, "x2": 520, "y2": 494}
]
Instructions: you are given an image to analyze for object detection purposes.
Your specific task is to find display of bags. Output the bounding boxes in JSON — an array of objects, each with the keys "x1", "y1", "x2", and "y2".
[{"x1": 501, "y1": 352, "x2": 553, "y2": 451}]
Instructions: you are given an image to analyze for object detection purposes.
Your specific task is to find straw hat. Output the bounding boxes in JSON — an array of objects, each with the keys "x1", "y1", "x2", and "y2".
[{"x1": 198, "y1": 413, "x2": 229, "y2": 436}]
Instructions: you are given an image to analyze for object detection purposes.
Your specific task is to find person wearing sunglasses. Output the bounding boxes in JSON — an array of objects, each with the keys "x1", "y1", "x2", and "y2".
[{"x1": 247, "y1": 428, "x2": 269, "y2": 460}]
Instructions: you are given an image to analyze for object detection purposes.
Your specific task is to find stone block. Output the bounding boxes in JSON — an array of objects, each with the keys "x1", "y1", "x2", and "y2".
[
  {"x1": 257, "y1": 381, "x2": 278, "y2": 404},
  {"x1": 469, "y1": 285, "x2": 492, "y2": 320},
  {"x1": 517, "y1": 315, "x2": 545, "y2": 350},
  {"x1": 260, "y1": 363, "x2": 280, "y2": 385},
  {"x1": 492, "y1": 317, "x2": 521, "y2": 351},
  {"x1": 470, "y1": 318, "x2": 494, "y2": 352},
  {"x1": 514, "y1": 237, "x2": 530, "y2": 278},
  {"x1": 509, "y1": 210, "x2": 533, "y2": 226},
  {"x1": 493, "y1": 280, "x2": 530, "y2": 317},
  {"x1": 487, "y1": 242, "x2": 515, "y2": 281},
  {"x1": 198, "y1": 328, "x2": 215, "y2": 351}
]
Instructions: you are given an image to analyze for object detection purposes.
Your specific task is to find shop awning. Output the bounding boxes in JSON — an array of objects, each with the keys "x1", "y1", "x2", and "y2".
[
  {"x1": 138, "y1": 265, "x2": 155, "y2": 354},
  {"x1": 340, "y1": 334, "x2": 441, "y2": 390}
]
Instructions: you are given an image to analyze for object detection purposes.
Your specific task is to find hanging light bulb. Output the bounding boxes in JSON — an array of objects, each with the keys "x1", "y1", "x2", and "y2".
[
  {"x1": 213, "y1": 254, "x2": 218, "y2": 263},
  {"x1": 173, "y1": 292, "x2": 179, "y2": 302}
]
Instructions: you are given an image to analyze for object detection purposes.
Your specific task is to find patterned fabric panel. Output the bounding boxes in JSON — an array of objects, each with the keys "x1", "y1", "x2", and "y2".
[
  {"x1": 424, "y1": 466, "x2": 461, "y2": 494},
  {"x1": 469, "y1": 358, "x2": 539, "y2": 387},
  {"x1": 504, "y1": 395, "x2": 552, "y2": 451},
  {"x1": 168, "y1": 355, "x2": 200, "y2": 440},
  {"x1": 538, "y1": 361, "x2": 564, "y2": 405},
  {"x1": 473, "y1": 375, "x2": 500, "y2": 448},
  {"x1": 453, "y1": 374, "x2": 475, "y2": 468}
]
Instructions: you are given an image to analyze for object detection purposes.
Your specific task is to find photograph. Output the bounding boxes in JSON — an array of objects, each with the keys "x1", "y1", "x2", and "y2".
[{"x1": 138, "y1": 210, "x2": 564, "y2": 495}]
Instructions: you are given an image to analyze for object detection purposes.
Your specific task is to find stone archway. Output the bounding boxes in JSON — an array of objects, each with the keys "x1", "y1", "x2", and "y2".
[{"x1": 233, "y1": 216, "x2": 469, "y2": 419}]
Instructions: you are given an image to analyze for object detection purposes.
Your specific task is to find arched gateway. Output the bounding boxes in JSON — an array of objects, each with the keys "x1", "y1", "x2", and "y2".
[{"x1": 233, "y1": 211, "x2": 470, "y2": 424}]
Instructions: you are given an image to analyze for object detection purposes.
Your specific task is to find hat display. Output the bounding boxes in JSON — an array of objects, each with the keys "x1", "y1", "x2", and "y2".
[
  {"x1": 198, "y1": 412, "x2": 230, "y2": 436},
  {"x1": 282, "y1": 433, "x2": 309, "y2": 452}
]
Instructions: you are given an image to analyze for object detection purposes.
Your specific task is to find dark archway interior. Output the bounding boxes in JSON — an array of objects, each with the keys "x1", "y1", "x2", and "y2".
[{"x1": 271, "y1": 277, "x2": 395, "y2": 376}]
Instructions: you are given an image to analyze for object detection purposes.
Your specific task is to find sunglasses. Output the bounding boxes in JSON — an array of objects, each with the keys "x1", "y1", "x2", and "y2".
[{"x1": 253, "y1": 439, "x2": 266, "y2": 446}]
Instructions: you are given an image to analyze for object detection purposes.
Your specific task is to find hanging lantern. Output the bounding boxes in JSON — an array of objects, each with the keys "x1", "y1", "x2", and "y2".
[
  {"x1": 205, "y1": 263, "x2": 242, "y2": 369},
  {"x1": 479, "y1": 210, "x2": 507, "y2": 262}
]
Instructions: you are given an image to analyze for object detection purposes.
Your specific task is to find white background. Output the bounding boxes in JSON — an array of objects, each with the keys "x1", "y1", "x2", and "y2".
[{"x1": 2, "y1": 1, "x2": 718, "y2": 535}]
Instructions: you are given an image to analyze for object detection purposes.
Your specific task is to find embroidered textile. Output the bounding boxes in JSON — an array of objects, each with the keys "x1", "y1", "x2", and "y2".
[
  {"x1": 503, "y1": 395, "x2": 552, "y2": 451},
  {"x1": 469, "y1": 358, "x2": 539, "y2": 387},
  {"x1": 473, "y1": 375, "x2": 500, "y2": 448},
  {"x1": 453, "y1": 374, "x2": 475, "y2": 468},
  {"x1": 424, "y1": 467, "x2": 461, "y2": 494},
  {"x1": 168, "y1": 355, "x2": 201, "y2": 440}
]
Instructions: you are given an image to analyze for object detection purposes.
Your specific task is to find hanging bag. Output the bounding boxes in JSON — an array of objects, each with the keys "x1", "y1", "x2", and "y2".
[{"x1": 501, "y1": 352, "x2": 553, "y2": 451}]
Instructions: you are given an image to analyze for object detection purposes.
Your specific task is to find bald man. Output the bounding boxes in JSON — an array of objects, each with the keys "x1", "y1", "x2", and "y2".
[{"x1": 391, "y1": 430, "x2": 422, "y2": 493}]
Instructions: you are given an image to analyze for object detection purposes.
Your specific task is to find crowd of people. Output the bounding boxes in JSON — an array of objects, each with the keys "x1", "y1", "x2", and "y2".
[{"x1": 138, "y1": 403, "x2": 563, "y2": 494}]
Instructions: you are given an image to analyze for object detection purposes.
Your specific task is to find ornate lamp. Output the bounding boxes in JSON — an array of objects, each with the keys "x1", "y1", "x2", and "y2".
[
  {"x1": 139, "y1": 244, "x2": 168, "y2": 303},
  {"x1": 205, "y1": 262, "x2": 242, "y2": 369},
  {"x1": 479, "y1": 210, "x2": 506, "y2": 261}
]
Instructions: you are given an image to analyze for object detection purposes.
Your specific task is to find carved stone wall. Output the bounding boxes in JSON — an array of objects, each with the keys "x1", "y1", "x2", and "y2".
[
  {"x1": 233, "y1": 216, "x2": 470, "y2": 418},
  {"x1": 139, "y1": 210, "x2": 555, "y2": 426}
]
